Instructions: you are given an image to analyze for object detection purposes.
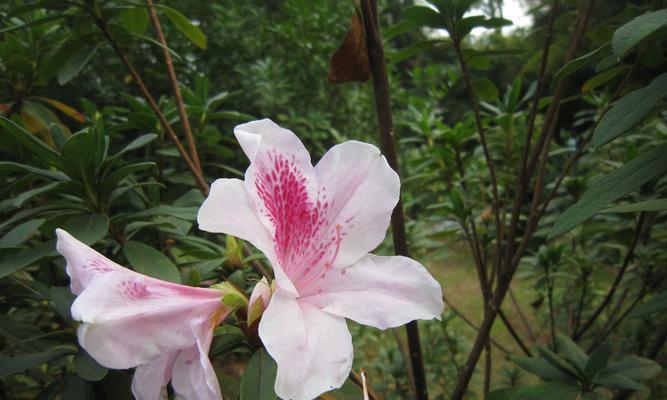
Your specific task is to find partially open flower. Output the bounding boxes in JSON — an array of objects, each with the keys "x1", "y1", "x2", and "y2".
[
  {"x1": 198, "y1": 119, "x2": 444, "y2": 400},
  {"x1": 55, "y1": 229, "x2": 234, "y2": 400}
]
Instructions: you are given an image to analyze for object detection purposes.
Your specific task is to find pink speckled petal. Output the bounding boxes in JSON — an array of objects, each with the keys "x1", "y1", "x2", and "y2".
[
  {"x1": 55, "y1": 229, "x2": 124, "y2": 294},
  {"x1": 197, "y1": 178, "x2": 275, "y2": 261},
  {"x1": 307, "y1": 254, "x2": 444, "y2": 329},
  {"x1": 56, "y1": 229, "x2": 228, "y2": 379},
  {"x1": 314, "y1": 141, "x2": 399, "y2": 268},
  {"x1": 259, "y1": 291, "x2": 352, "y2": 400}
]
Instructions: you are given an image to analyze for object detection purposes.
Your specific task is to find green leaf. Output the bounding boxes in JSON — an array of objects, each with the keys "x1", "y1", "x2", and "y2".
[
  {"x1": 239, "y1": 348, "x2": 277, "y2": 400},
  {"x1": 553, "y1": 44, "x2": 610, "y2": 85},
  {"x1": 49, "y1": 286, "x2": 75, "y2": 323},
  {"x1": 75, "y1": 350, "x2": 108, "y2": 381},
  {"x1": 120, "y1": 6, "x2": 149, "y2": 35},
  {"x1": 591, "y1": 73, "x2": 667, "y2": 148},
  {"x1": 118, "y1": 206, "x2": 198, "y2": 221},
  {"x1": 0, "y1": 182, "x2": 61, "y2": 210},
  {"x1": 556, "y1": 334, "x2": 588, "y2": 372},
  {"x1": 0, "y1": 219, "x2": 45, "y2": 248},
  {"x1": 388, "y1": 39, "x2": 447, "y2": 63},
  {"x1": 0, "y1": 241, "x2": 56, "y2": 279},
  {"x1": 581, "y1": 66, "x2": 626, "y2": 92},
  {"x1": 402, "y1": 5, "x2": 445, "y2": 29},
  {"x1": 383, "y1": 20, "x2": 416, "y2": 41},
  {"x1": 325, "y1": 378, "x2": 365, "y2": 399},
  {"x1": 549, "y1": 144, "x2": 667, "y2": 237},
  {"x1": 612, "y1": 9, "x2": 667, "y2": 59},
  {"x1": 535, "y1": 344, "x2": 581, "y2": 379},
  {"x1": 601, "y1": 355, "x2": 662, "y2": 381},
  {"x1": 0, "y1": 345, "x2": 76, "y2": 377},
  {"x1": 0, "y1": 116, "x2": 61, "y2": 166},
  {"x1": 508, "y1": 382, "x2": 580, "y2": 400},
  {"x1": 57, "y1": 44, "x2": 101, "y2": 85},
  {"x1": 109, "y1": 133, "x2": 157, "y2": 161},
  {"x1": 585, "y1": 342, "x2": 611, "y2": 378},
  {"x1": 473, "y1": 79, "x2": 499, "y2": 101},
  {"x1": 630, "y1": 291, "x2": 667, "y2": 317},
  {"x1": 0, "y1": 14, "x2": 67, "y2": 35},
  {"x1": 0, "y1": 161, "x2": 69, "y2": 181},
  {"x1": 61, "y1": 128, "x2": 105, "y2": 193},
  {"x1": 594, "y1": 373, "x2": 645, "y2": 391},
  {"x1": 511, "y1": 356, "x2": 576, "y2": 382},
  {"x1": 123, "y1": 241, "x2": 180, "y2": 283},
  {"x1": 61, "y1": 214, "x2": 109, "y2": 245},
  {"x1": 161, "y1": 6, "x2": 207, "y2": 49},
  {"x1": 63, "y1": 376, "x2": 94, "y2": 400},
  {"x1": 101, "y1": 162, "x2": 156, "y2": 197},
  {"x1": 602, "y1": 198, "x2": 667, "y2": 213}
]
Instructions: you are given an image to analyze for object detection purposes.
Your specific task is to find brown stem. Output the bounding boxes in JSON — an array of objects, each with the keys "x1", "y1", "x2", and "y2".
[
  {"x1": 91, "y1": 14, "x2": 210, "y2": 195},
  {"x1": 483, "y1": 344, "x2": 491, "y2": 397},
  {"x1": 146, "y1": 0, "x2": 202, "y2": 173},
  {"x1": 453, "y1": 41, "x2": 503, "y2": 295},
  {"x1": 509, "y1": 288, "x2": 536, "y2": 342},
  {"x1": 574, "y1": 213, "x2": 645, "y2": 341},
  {"x1": 498, "y1": 308, "x2": 532, "y2": 356},
  {"x1": 443, "y1": 296, "x2": 512, "y2": 354},
  {"x1": 360, "y1": 1, "x2": 428, "y2": 398},
  {"x1": 503, "y1": 0, "x2": 560, "y2": 288}
]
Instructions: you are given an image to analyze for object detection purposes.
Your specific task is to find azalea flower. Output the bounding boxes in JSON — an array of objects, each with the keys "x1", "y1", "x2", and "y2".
[
  {"x1": 55, "y1": 229, "x2": 238, "y2": 400},
  {"x1": 198, "y1": 119, "x2": 444, "y2": 400}
]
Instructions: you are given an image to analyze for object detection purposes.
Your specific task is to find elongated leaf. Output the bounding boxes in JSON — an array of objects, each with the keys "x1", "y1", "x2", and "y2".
[
  {"x1": 161, "y1": 6, "x2": 207, "y2": 49},
  {"x1": 556, "y1": 334, "x2": 588, "y2": 372},
  {"x1": 49, "y1": 286, "x2": 75, "y2": 322},
  {"x1": 585, "y1": 342, "x2": 611, "y2": 378},
  {"x1": 473, "y1": 78, "x2": 499, "y2": 101},
  {"x1": 0, "y1": 241, "x2": 57, "y2": 279},
  {"x1": 511, "y1": 356, "x2": 576, "y2": 382},
  {"x1": 0, "y1": 345, "x2": 76, "y2": 377},
  {"x1": 34, "y1": 97, "x2": 85, "y2": 123},
  {"x1": 0, "y1": 116, "x2": 61, "y2": 166},
  {"x1": 0, "y1": 161, "x2": 69, "y2": 181},
  {"x1": 594, "y1": 373, "x2": 645, "y2": 391},
  {"x1": 388, "y1": 39, "x2": 448, "y2": 63},
  {"x1": 123, "y1": 241, "x2": 180, "y2": 283},
  {"x1": 58, "y1": 44, "x2": 101, "y2": 85},
  {"x1": 110, "y1": 133, "x2": 157, "y2": 160},
  {"x1": 0, "y1": 219, "x2": 45, "y2": 249},
  {"x1": 61, "y1": 129, "x2": 105, "y2": 191},
  {"x1": 239, "y1": 348, "x2": 277, "y2": 400},
  {"x1": 602, "y1": 198, "x2": 667, "y2": 213},
  {"x1": 581, "y1": 66, "x2": 626, "y2": 92},
  {"x1": 553, "y1": 44, "x2": 610, "y2": 85},
  {"x1": 549, "y1": 145, "x2": 667, "y2": 237},
  {"x1": 591, "y1": 73, "x2": 667, "y2": 148},
  {"x1": 0, "y1": 14, "x2": 66, "y2": 35},
  {"x1": 601, "y1": 356, "x2": 661, "y2": 381},
  {"x1": 612, "y1": 9, "x2": 667, "y2": 59},
  {"x1": 630, "y1": 291, "x2": 667, "y2": 318}
]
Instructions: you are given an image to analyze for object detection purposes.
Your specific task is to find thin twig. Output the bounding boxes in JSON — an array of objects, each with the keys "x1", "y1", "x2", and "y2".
[
  {"x1": 574, "y1": 213, "x2": 645, "y2": 341},
  {"x1": 349, "y1": 370, "x2": 383, "y2": 400},
  {"x1": 509, "y1": 288, "x2": 536, "y2": 342},
  {"x1": 146, "y1": 0, "x2": 203, "y2": 173},
  {"x1": 91, "y1": 14, "x2": 209, "y2": 195},
  {"x1": 498, "y1": 309, "x2": 532, "y2": 356},
  {"x1": 443, "y1": 296, "x2": 512, "y2": 354},
  {"x1": 484, "y1": 344, "x2": 491, "y2": 397},
  {"x1": 360, "y1": 1, "x2": 428, "y2": 398}
]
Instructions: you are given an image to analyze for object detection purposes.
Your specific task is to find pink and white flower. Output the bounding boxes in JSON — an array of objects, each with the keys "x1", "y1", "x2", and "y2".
[
  {"x1": 55, "y1": 229, "x2": 234, "y2": 400},
  {"x1": 198, "y1": 119, "x2": 444, "y2": 400}
]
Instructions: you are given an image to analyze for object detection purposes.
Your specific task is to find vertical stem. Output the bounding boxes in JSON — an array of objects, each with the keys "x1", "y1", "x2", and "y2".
[
  {"x1": 146, "y1": 0, "x2": 203, "y2": 173},
  {"x1": 91, "y1": 14, "x2": 210, "y2": 195},
  {"x1": 360, "y1": 1, "x2": 428, "y2": 399},
  {"x1": 483, "y1": 344, "x2": 491, "y2": 397}
]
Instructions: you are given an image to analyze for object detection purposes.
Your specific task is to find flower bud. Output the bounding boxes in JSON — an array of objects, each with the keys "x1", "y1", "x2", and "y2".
[{"x1": 247, "y1": 277, "x2": 272, "y2": 326}]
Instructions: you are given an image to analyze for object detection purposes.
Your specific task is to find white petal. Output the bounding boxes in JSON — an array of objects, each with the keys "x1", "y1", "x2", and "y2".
[
  {"x1": 171, "y1": 326, "x2": 222, "y2": 400},
  {"x1": 314, "y1": 141, "x2": 399, "y2": 268},
  {"x1": 259, "y1": 291, "x2": 352, "y2": 400},
  {"x1": 308, "y1": 254, "x2": 444, "y2": 329},
  {"x1": 131, "y1": 353, "x2": 176, "y2": 400}
]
